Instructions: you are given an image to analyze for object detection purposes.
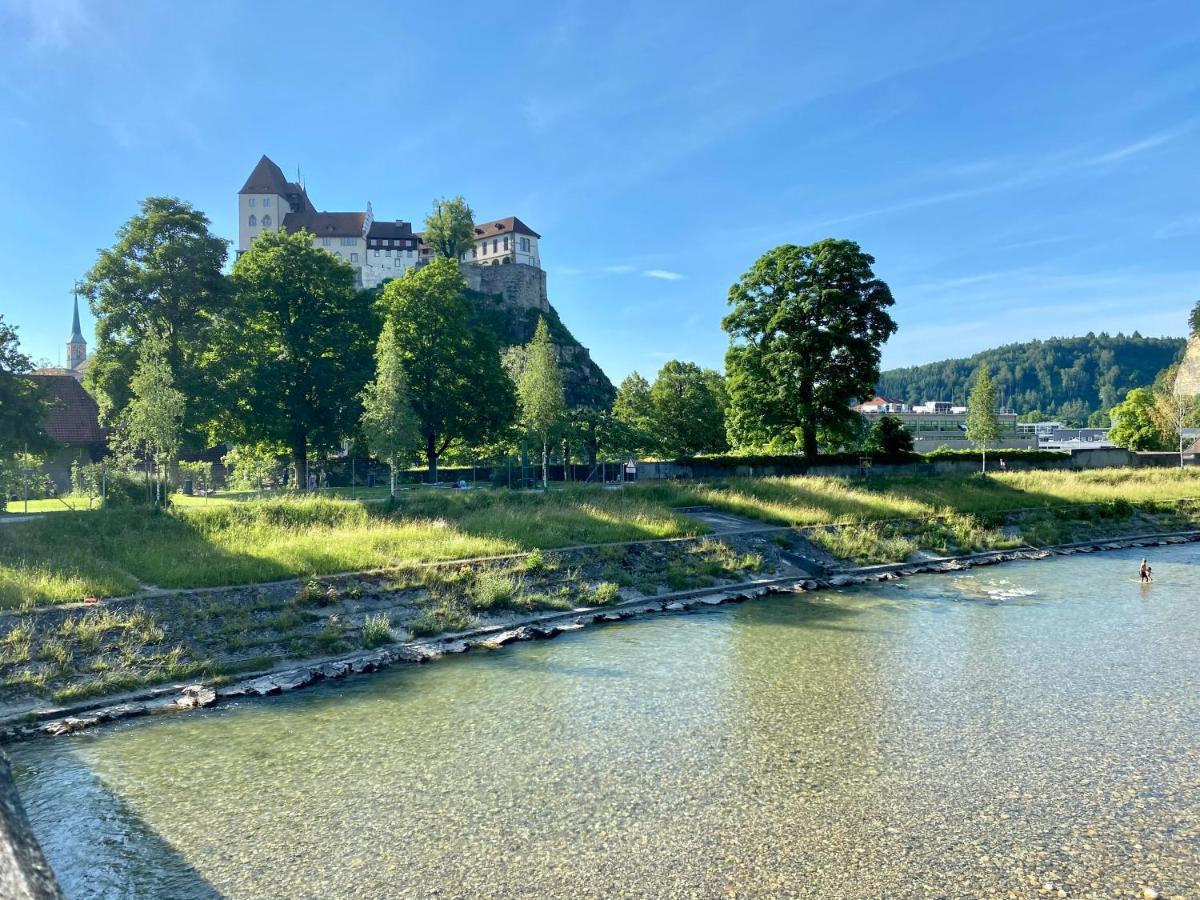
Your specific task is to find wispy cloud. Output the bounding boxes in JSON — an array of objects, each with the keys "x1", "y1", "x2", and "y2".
[
  {"x1": 605, "y1": 264, "x2": 636, "y2": 274},
  {"x1": 643, "y1": 269, "x2": 684, "y2": 281},
  {"x1": 4, "y1": 0, "x2": 93, "y2": 52},
  {"x1": 1085, "y1": 121, "x2": 1195, "y2": 166}
]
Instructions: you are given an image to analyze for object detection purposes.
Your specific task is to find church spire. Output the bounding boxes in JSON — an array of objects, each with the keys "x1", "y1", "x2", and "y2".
[{"x1": 67, "y1": 284, "x2": 87, "y2": 373}]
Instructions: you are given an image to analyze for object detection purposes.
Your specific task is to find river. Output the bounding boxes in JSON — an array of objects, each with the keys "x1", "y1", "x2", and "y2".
[{"x1": 10, "y1": 544, "x2": 1200, "y2": 898}]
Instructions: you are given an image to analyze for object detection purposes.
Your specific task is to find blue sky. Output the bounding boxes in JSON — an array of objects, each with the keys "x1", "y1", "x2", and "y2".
[{"x1": 2, "y1": 0, "x2": 1198, "y2": 383}]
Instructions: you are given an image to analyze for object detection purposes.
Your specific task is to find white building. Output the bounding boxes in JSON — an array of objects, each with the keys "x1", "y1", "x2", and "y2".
[{"x1": 239, "y1": 155, "x2": 539, "y2": 289}]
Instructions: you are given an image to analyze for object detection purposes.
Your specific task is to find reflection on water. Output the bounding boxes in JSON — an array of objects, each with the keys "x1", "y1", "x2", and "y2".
[{"x1": 12, "y1": 545, "x2": 1200, "y2": 898}]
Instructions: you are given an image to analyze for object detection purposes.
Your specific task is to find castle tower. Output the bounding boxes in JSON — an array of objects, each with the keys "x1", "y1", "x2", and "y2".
[{"x1": 67, "y1": 290, "x2": 87, "y2": 373}]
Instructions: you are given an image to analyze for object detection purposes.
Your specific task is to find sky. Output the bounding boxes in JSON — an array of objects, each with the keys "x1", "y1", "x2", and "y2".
[{"x1": 1, "y1": 0, "x2": 1198, "y2": 383}]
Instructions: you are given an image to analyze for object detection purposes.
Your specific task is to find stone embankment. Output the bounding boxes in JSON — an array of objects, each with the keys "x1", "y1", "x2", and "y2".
[{"x1": 5, "y1": 530, "x2": 1196, "y2": 744}]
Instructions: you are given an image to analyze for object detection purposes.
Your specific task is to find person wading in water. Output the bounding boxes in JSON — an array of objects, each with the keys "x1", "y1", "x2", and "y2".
[{"x1": 1139, "y1": 559, "x2": 1153, "y2": 583}]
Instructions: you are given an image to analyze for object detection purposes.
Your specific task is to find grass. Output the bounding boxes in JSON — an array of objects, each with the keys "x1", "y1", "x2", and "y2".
[
  {"x1": 4, "y1": 469, "x2": 1200, "y2": 608},
  {"x1": 360, "y1": 613, "x2": 394, "y2": 649},
  {"x1": 0, "y1": 487, "x2": 699, "y2": 608}
]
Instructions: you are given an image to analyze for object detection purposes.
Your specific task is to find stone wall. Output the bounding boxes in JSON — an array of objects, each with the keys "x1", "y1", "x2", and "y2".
[
  {"x1": 0, "y1": 753, "x2": 63, "y2": 899},
  {"x1": 464, "y1": 262, "x2": 549, "y2": 313}
]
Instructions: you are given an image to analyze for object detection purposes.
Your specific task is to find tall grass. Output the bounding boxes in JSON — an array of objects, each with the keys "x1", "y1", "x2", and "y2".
[{"x1": 0, "y1": 489, "x2": 698, "y2": 607}]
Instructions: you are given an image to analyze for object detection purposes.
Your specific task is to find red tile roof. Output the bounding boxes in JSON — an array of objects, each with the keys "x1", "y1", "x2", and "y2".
[
  {"x1": 28, "y1": 374, "x2": 106, "y2": 445},
  {"x1": 473, "y1": 216, "x2": 540, "y2": 240}
]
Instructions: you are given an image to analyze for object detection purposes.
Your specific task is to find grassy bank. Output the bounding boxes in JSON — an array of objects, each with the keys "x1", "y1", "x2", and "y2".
[
  {"x1": 0, "y1": 488, "x2": 699, "y2": 608},
  {"x1": 3, "y1": 469, "x2": 1200, "y2": 607}
]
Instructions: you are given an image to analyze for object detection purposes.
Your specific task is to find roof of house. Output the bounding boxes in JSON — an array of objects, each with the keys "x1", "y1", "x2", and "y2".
[
  {"x1": 281, "y1": 211, "x2": 366, "y2": 238},
  {"x1": 473, "y1": 216, "x2": 540, "y2": 241},
  {"x1": 28, "y1": 374, "x2": 106, "y2": 445},
  {"x1": 367, "y1": 220, "x2": 415, "y2": 240}
]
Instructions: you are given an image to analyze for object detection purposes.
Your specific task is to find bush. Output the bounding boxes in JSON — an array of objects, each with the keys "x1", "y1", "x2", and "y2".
[
  {"x1": 470, "y1": 571, "x2": 520, "y2": 610},
  {"x1": 101, "y1": 471, "x2": 173, "y2": 508},
  {"x1": 360, "y1": 613, "x2": 394, "y2": 648},
  {"x1": 589, "y1": 582, "x2": 621, "y2": 606}
]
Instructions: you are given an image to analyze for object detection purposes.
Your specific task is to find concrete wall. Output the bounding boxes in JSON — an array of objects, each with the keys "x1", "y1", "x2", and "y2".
[{"x1": 0, "y1": 753, "x2": 63, "y2": 899}]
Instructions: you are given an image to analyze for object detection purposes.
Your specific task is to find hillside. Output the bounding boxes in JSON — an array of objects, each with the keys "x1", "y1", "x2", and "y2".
[
  {"x1": 878, "y1": 334, "x2": 1185, "y2": 424},
  {"x1": 465, "y1": 264, "x2": 615, "y2": 409}
]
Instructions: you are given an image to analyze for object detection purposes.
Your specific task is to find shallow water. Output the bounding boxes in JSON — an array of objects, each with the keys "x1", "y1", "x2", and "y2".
[{"x1": 11, "y1": 545, "x2": 1200, "y2": 898}]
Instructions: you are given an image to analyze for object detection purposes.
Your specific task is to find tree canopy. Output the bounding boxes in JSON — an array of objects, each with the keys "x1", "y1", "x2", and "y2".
[
  {"x1": 863, "y1": 415, "x2": 914, "y2": 457},
  {"x1": 424, "y1": 197, "x2": 475, "y2": 261},
  {"x1": 723, "y1": 240, "x2": 897, "y2": 458},
  {"x1": 82, "y1": 196, "x2": 229, "y2": 430},
  {"x1": 216, "y1": 228, "x2": 375, "y2": 484},
  {"x1": 965, "y1": 366, "x2": 1002, "y2": 471},
  {"x1": 360, "y1": 318, "x2": 420, "y2": 496},
  {"x1": 0, "y1": 317, "x2": 50, "y2": 455},
  {"x1": 1108, "y1": 387, "x2": 1169, "y2": 451},
  {"x1": 647, "y1": 361, "x2": 728, "y2": 458},
  {"x1": 516, "y1": 317, "x2": 567, "y2": 487},
  {"x1": 379, "y1": 258, "x2": 516, "y2": 479}
]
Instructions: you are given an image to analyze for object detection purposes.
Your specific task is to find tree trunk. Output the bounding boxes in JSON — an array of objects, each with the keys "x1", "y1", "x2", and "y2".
[
  {"x1": 425, "y1": 433, "x2": 439, "y2": 484},
  {"x1": 389, "y1": 454, "x2": 397, "y2": 498},
  {"x1": 292, "y1": 433, "x2": 308, "y2": 492},
  {"x1": 981, "y1": 447, "x2": 987, "y2": 474},
  {"x1": 800, "y1": 380, "x2": 818, "y2": 459},
  {"x1": 542, "y1": 438, "x2": 549, "y2": 490}
]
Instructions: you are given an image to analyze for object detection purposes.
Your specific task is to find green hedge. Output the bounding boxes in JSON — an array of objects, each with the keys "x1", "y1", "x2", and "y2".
[{"x1": 663, "y1": 448, "x2": 1070, "y2": 469}]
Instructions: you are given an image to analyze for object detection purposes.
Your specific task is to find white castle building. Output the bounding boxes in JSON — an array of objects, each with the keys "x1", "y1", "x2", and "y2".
[{"x1": 238, "y1": 155, "x2": 541, "y2": 289}]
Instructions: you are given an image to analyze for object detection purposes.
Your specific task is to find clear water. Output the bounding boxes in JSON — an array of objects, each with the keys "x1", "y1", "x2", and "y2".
[{"x1": 10, "y1": 545, "x2": 1200, "y2": 898}]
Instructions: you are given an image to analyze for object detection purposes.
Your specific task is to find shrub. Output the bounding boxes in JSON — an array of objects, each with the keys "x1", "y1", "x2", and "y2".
[
  {"x1": 361, "y1": 613, "x2": 394, "y2": 648},
  {"x1": 522, "y1": 548, "x2": 546, "y2": 574},
  {"x1": 590, "y1": 582, "x2": 621, "y2": 606},
  {"x1": 314, "y1": 616, "x2": 347, "y2": 653},
  {"x1": 101, "y1": 471, "x2": 173, "y2": 508},
  {"x1": 408, "y1": 600, "x2": 477, "y2": 637},
  {"x1": 470, "y1": 571, "x2": 520, "y2": 610}
]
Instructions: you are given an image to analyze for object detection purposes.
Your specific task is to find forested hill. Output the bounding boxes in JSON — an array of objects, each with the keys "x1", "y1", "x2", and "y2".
[{"x1": 877, "y1": 334, "x2": 1186, "y2": 424}]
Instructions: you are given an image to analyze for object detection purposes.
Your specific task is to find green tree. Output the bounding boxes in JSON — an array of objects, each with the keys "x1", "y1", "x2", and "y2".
[
  {"x1": 122, "y1": 332, "x2": 186, "y2": 505},
  {"x1": 217, "y1": 229, "x2": 375, "y2": 488},
  {"x1": 1109, "y1": 387, "x2": 1170, "y2": 451},
  {"x1": 360, "y1": 318, "x2": 421, "y2": 497},
  {"x1": 516, "y1": 317, "x2": 568, "y2": 488},
  {"x1": 568, "y1": 407, "x2": 645, "y2": 468},
  {"x1": 1189, "y1": 299, "x2": 1200, "y2": 335},
  {"x1": 379, "y1": 258, "x2": 516, "y2": 480},
  {"x1": 863, "y1": 415, "x2": 914, "y2": 457},
  {"x1": 1087, "y1": 408, "x2": 1111, "y2": 428},
  {"x1": 0, "y1": 317, "x2": 51, "y2": 457},
  {"x1": 424, "y1": 196, "x2": 475, "y2": 261},
  {"x1": 1153, "y1": 363, "x2": 1200, "y2": 466},
  {"x1": 648, "y1": 361, "x2": 729, "y2": 458},
  {"x1": 966, "y1": 366, "x2": 1002, "y2": 472},
  {"x1": 723, "y1": 240, "x2": 897, "y2": 458},
  {"x1": 82, "y1": 196, "x2": 229, "y2": 430},
  {"x1": 612, "y1": 372, "x2": 656, "y2": 455}
]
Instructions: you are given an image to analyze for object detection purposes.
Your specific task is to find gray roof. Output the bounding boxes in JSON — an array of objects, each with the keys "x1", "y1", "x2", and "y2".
[
  {"x1": 282, "y1": 211, "x2": 366, "y2": 238},
  {"x1": 69, "y1": 294, "x2": 84, "y2": 343}
]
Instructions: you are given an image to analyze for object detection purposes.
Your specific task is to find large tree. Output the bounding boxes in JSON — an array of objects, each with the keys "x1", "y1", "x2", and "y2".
[
  {"x1": 612, "y1": 372, "x2": 656, "y2": 455},
  {"x1": 424, "y1": 197, "x2": 476, "y2": 261},
  {"x1": 217, "y1": 229, "x2": 375, "y2": 486},
  {"x1": 648, "y1": 361, "x2": 728, "y2": 458},
  {"x1": 82, "y1": 196, "x2": 229, "y2": 430},
  {"x1": 1109, "y1": 387, "x2": 1169, "y2": 451},
  {"x1": 360, "y1": 318, "x2": 420, "y2": 497},
  {"x1": 723, "y1": 240, "x2": 897, "y2": 458},
  {"x1": 965, "y1": 366, "x2": 1002, "y2": 472},
  {"x1": 0, "y1": 317, "x2": 50, "y2": 455},
  {"x1": 516, "y1": 317, "x2": 568, "y2": 488},
  {"x1": 379, "y1": 258, "x2": 515, "y2": 480}
]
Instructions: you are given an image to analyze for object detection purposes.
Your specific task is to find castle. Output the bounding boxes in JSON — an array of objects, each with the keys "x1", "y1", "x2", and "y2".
[{"x1": 238, "y1": 155, "x2": 541, "y2": 289}]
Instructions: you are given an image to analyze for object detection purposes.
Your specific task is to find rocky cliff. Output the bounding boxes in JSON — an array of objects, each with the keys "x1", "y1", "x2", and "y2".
[{"x1": 465, "y1": 264, "x2": 614, "y2": 409}]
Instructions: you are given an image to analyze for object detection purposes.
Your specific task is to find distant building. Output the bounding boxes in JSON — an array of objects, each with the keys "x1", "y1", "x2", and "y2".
[
  {"x1": 238, "y1": 155, "x2": 541, "y2": 289},
  {"x1": 855, "y1": 398, "x2": 1033, "y2": 451},
  {"x1": 27, "y1": 374, "x2": 106, "y2": 492}
]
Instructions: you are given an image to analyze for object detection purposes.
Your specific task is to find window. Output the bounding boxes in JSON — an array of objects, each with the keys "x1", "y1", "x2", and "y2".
[
  {"x1": 322, "y1": 237, "x2": 332, "y2": 246},
  {"x1": 262, "y1": 198, "x2": 271, "y2": 208},
  {"x1": 503, "y1": 236, "x2": 510, "y2": 251},
  {"x1": 472, "y1": 247, "x2": 477, "y2": 258},
  {"x1": 261, "y1": 215, "x2": 271, "y2": 227},
  {"x1": 385, "y1": 249, "x2": 391, "y2": 257},
  {"x1": 520, "y1": 237, "x2": 531, "y2": 252},
  {"x1": 374, "y1": 250, "x2": 380, "y2": 257},
  {"x1": 248, "y1": 198, "x2": 257, "y2": 207},
  {"x1": 350, "y1": 252, "x2": 358, "y2": 263},
  {"x1": 248, "y1": 214, "x2": 257, "y2": 227},
  {"x1": 492, "y1": 239, "x2": 498, "y2": 253},
  {"x1": 341, "y1": 237, "x2": 354, "y2": 246}
]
